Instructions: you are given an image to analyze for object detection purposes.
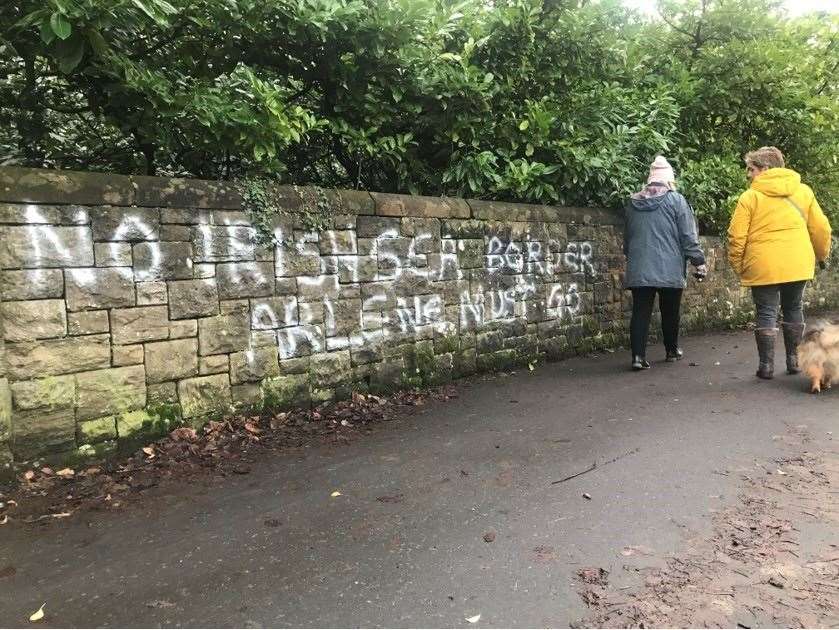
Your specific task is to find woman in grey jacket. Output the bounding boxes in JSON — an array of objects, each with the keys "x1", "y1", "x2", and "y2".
[{"x1": 624, "y1": 156, "x2": 707, "y2": 370}]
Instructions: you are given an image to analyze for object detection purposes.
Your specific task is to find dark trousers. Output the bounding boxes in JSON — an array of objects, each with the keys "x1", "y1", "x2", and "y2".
[
  {"x1": 630, "y1": 287, "x2": 683, "y2": 357},
  {"x1": 750, "y1": 281, "x2": 806, "y2": 329}
]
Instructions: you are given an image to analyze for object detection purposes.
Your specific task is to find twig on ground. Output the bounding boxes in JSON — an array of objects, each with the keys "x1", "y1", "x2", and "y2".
[
  {"x1": 551, "y1": 462, "x2": 596, "y2": 485},
  {"x1": 551, "y1": 447, "x2": 640, "y2": 485}
]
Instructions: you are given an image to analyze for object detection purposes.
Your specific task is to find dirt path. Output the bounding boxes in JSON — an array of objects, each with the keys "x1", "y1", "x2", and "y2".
[{"x1": 574, "y1": 424, "x2": 839, "y2": 628}]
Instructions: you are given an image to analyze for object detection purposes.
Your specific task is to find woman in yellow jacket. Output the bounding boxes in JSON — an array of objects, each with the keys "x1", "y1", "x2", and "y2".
[{"x1": 727, "y1": 146, "x2": 832, "y2": 379}]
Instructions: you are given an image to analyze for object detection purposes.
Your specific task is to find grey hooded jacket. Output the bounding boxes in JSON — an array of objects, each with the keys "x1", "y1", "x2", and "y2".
[{"x1": 623, "y1": 191, "x2": 705, "y2": 289}]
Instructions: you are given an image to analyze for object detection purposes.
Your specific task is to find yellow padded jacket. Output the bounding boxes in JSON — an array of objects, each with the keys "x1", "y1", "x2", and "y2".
[{"x1": 727, "y1": 168, "x2": 831, "y2": 287}]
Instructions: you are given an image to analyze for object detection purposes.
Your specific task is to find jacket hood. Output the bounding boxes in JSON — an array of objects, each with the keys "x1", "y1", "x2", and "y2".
[
  {"x1": 629, "y1": 192, "x2": 668, "y2": 212},
  {"x1": 751, "y1": 167, "x2": 801, "y2": 197}
]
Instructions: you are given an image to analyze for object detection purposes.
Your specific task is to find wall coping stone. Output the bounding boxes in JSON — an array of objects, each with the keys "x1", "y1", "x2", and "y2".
[{"x1": 0, "y1": 166, "x2": 621, "y2": 224}]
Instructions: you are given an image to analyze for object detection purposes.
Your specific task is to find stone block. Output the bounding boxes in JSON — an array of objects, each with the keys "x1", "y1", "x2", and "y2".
[
  {"x1": 232, "y1": 383, "x2": 262, "y2": 409},
  {"x1": 191, "y1": 225, "x2": 257, "y2": 262},
  {"x1": 336, "y1": 256, "x2": 378, "y2": 283},
  {"x1": 58, "y1": 206, "x2": 91, "y2": 225},
  {"x1": 251, "y1": 296, "x2": 298, "y2": 330},
  {"x1": 147, "y1": 381, "x2": 178, "y2": 406},
  {"x1": 377, "y1": 237, "x2": 412, "y2": 265},
  {"x1": 230, "y1": 347, "x2": 280, "y2": 384},
  {"x1": 11, "y1": 408, "x2": 76, "y2": 458},
  {"x1": 457, "y1": 239, "x2": 485, "y2": 269},
  {"x1": 177, "y1": 374, "x2": 231, "y2": 418},
  {"x1": 68, "y1": 310, "x2": 110, "y2": 335},
  {"x1": 160, "y1": 224, "x2": 192, "y2": 241},
  {"x1": 0, "y1": 167, "x2": 134, "y2": 206},
  {"x1": 298, "y1": 302, "x2": 325, "y2": 325},
  {"x1": 356, "y1": 215, "x2": 401, "y2": 238},
  {"x1": 193, "y1": 263, "x2": 215, "y2": 279},
  {"x1": 6, "y1": 334, "x2": 111, "y2": 379},
  {"x1": 65, "y1": 267, "x2": 135, "y2": 310},
  {"x1": 440, "y1": 219, "x2": 486, "y2": 239},
  {"x1": 95, "y1": 242, "x2": 132, "y2": 267},
  {"x1": 297, "y1": 275, "x2": 340, "y2": 302},
  {"x1": 277, "y1": 325, "x2": 324, "y2": 359},
  {"x1": 145, "y1": 338, "x2": 199, "y2": 384},
  {"x1": 167, "y1": 278, "x2": 219, "y2": 319},
  {"x1": 262, "y1": 374, "x2": 309, "y2": 408},
  {"x1": 2, "y1": 299, "x2": 66, "y2": 342},
  {"x1": 360, "y1": 282, "x2": 397, "y2": 310},
  {"x1": 10, "y1": 375, "x2": 75, "y2": 411},
  {"x1": 77, "y1": 416, "x2": 117, "y2": 444},
  {"x1": 0, "y1": 203, "x2": 61, "y2": 224},
  {"x1": 220, "y1": 299, "x2": 249, "y2": 315},
  {"x1": 216, "y1": 261, "x2": 274, "y2": 299},
  {"x1": 325, "y1": 299, "x2": 361, "y2": 336},
  {"x1": 400, "y1": 217, "x2": 442, "y2": 240},
  {"x1": 133, "y1": 176, "x2": 240, "y2": 210},
  {"x1": 277, "y1": 356, "x2": 310, "y2": 375},
  {"x1": 199, "y1": 354, "x2": 228, "y2": 376},
  {"x1": 133, "y1": 241, "x2": 193, "y2": 281},
  {"x1": 327, "y1": 189, "x2": 375, "y2": 216},
  {"x1": 112, "y1": 344, "x2": 144, "y2": 366},
  {"x1": 0, "y1": 225, "x2": 94, "y2": 269},
  {"x1": 274, "y1": 277, "x2": 297, "y2": 296},
  {"x1": 160, "y1": 208, "x2": 212, "y2": 225},
  {"x1": 0, "y1": 269, "x2": 63, "y2": 301},
  {"x1": 91, "y1": 207, "x2": 159, "y2": 241},
  {"x1": 137, "y1": 281, "x2": 168, "y2": 305},
  {"x1": 198, "y1": 311, "x2": 250, "y2": 355},
  {"x1": 372, "y1": 193, "x2": 470, "y2": 219},
  {"x1": 169, "y1": 318, "x2": 197, "y2": 339},
  {"x1": 477, "y1": 330, "x2": 504, "y2": 353},
  {"x1": 109, "y1": 305, "x2": 169, "y2": 345},
  {"x1": 308, "y1": 351, "x2": 351, "y2": 388},
  {"x1": 319, "y1": 230, "x2": 357, "y2": 255},
  {"x1": 275, "y1": 242, "x2": 320, "y2": 277},
  {"x1": 75, "y1": 365, "x2": 146, "y2": 420},
  {"x1": 250, "y1": 330, "x2": 277, "y2": 347},
  {"x1": 349, "y1": 338, "x2": 384, "y2": 366}
]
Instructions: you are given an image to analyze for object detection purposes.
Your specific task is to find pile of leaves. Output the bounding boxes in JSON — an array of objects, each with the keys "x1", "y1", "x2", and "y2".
[{"x1": 0, "y1": 386, "x2": 456, "y2": 526}]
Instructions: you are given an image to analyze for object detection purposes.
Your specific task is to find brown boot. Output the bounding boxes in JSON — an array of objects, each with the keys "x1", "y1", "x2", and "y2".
[
  {"x1": 782, "y1": 322, "x2": 805, "y2": 374},
  {"x1": 755, "y1": 328, "x2": 777, "y2": 380}
]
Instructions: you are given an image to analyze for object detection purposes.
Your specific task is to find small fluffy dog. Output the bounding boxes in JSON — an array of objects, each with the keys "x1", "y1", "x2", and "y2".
[{"x1": 798, "y1": 320, "x2": 839, "y2": 393}]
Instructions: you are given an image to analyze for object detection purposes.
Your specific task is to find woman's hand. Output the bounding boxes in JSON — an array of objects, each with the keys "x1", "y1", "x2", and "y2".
[{"x1": 693, "y1": 264, "x2": 708, "y2": 282}]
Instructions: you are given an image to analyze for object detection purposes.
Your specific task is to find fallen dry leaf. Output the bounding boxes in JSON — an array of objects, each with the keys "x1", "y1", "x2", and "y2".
[
  {"x1": 40, "y1": 467, "x2": 54, "y2": 476},
  {"x1": 23, "y1": 471, "x2": 35, "y2": 482},
  {"x1": 244, "y1": 421, "x2": 262, "y2": 435},
  {"x1": 330, "y1": 491, "x2": 342, "y2": 497},
  {"x1": 142, "y1": 446, "x2": 155, "y2": 458},
  {"x1": 56, "y1": 468, "x2": 74, "y2": 478},
  {"x1": 483, "y1": 531, "x2": 496, "y2": 543},
  {"x1": 466, "y1": 614, "x2": 481, "y2": 623},
  {"x1": 171, "y1": 427, "x2": 198, "y2": 441},
  {"x1": 29, "y1": 603, "x2": 45, "y2": 622}
]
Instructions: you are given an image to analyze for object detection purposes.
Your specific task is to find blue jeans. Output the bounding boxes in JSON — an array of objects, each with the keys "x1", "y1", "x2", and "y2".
[{"x1": 750, "y1": 281, "x2": 806, "y2": 329}]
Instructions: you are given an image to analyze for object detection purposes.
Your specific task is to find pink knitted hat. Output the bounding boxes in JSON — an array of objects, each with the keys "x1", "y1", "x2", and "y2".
[{"x1": 647, "y1": 155, "x2": 675, "y2": 184}]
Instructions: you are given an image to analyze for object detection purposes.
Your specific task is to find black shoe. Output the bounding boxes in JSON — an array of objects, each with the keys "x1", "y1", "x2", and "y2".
[
  {"x1": 631, "y1": 355, "x2": 651, "y2": 371},
  {"x1": 665, "y1": 348, "x2": 684, "y2": 362}
]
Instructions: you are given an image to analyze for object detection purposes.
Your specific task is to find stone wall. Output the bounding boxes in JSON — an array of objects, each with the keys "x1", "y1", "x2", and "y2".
[{"x1": 0, "y1": 167, "x2": 837, "y2": 467}]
